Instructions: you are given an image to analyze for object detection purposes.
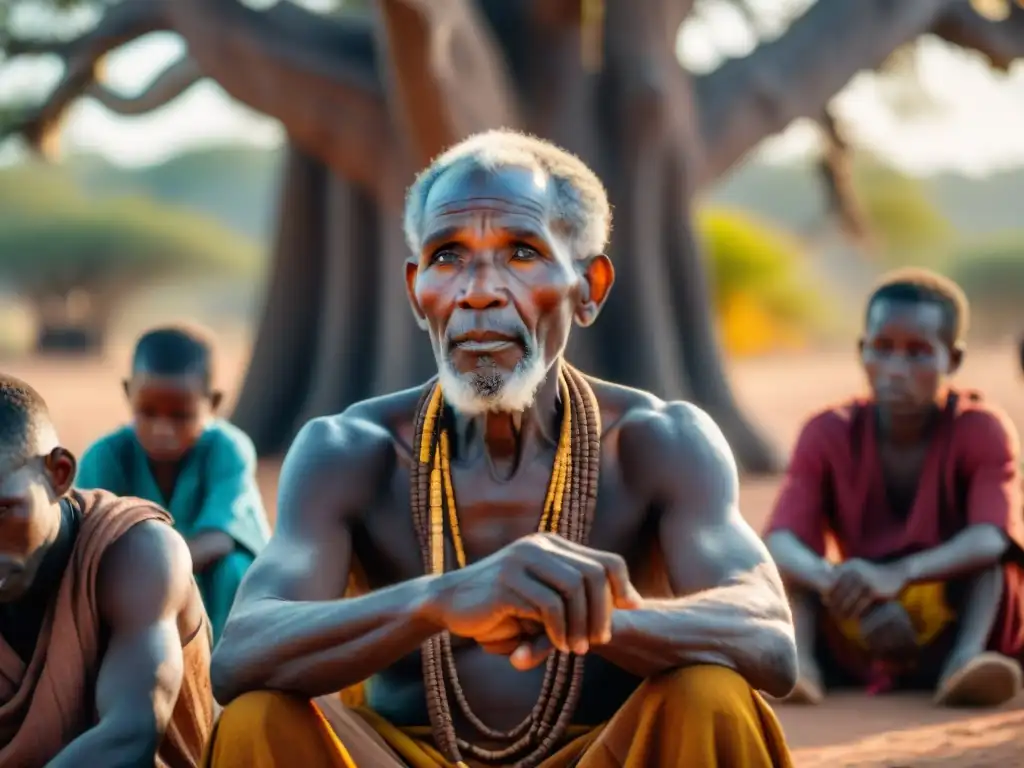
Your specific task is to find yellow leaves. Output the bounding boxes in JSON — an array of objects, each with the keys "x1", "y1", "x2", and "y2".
[{"x1": 719, "y1": 292, "x2": 806, "y2": 357}]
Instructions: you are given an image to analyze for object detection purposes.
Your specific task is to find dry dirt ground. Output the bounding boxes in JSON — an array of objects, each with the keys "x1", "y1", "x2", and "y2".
[{"x1": 5, "y1": 341, "x2": 1024, "y2": 766}]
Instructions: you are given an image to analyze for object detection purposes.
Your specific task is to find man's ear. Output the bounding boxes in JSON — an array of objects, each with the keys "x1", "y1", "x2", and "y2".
[
  {"x1": 210, "y1": 390, "x2": 224, "y2": 412},
  {"x1": 44, "y1": 447, "x2": 77, "y2": 497},
  {"x1": 949, "y1": 342, "x2": 965, "y2": 374},
  {"x1": 575, "y1": 254, "x2": 614, "y2": 328},
  {"x1": 122, "y1": 379, "x2": 131, "y2": 400},
  {"x1": 405, "y1": 260, "x2": 429, "y2": 330}
]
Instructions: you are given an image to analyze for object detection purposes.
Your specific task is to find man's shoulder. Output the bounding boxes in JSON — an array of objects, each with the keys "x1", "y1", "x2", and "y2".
[
  {"x1": 601, "y1": 383, "x2": 736, "y2": 486},
  {"x1": 949, "y1": 390, "x2": 1020, "y2": 454},
  {"x1": 202, "y1": 420, "x2": 258, "y2": 465},
  {"x1": 285, "y1": 384, "x2": 428, "y2": 479},
  {"x1": 793, "y1": 398, "x2": 867, "y2": 445},
  {"x1": 95, "y1": 518, "x2": 194, "y2": 625}
]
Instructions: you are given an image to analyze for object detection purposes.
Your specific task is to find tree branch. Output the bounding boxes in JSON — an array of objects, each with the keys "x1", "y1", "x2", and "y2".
[
  {"x1": 932, "y1": 0, "x2": 1024, "y2": 71},
  {"x1": 2, "y1": 0, "x2": 171, "y2": 158},
  {"x1": 86, "y1": 57, "x2": 203, "y2": 115},
  {"x1": 693, "y1": 0, "x2": 956, "y2": 185},
  {"x1": 816, "y1": 107, "x2": 871, "y2": 243},
  {"x1": 373, "y1": 0, "x2": 520, "y2": 166},
  {"x1": 168, "y1": 0, "x2": 398, "y2": 202}
]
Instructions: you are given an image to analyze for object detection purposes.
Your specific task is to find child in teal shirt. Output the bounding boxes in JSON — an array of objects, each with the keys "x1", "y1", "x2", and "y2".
[{"x1": 77, "y1": 325, "x2": 270, "y2": 641}]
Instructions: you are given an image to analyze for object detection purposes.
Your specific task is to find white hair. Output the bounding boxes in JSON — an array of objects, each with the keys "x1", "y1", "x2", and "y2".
[
  {"x1": 403, "y1": 130, "x2": 612, "y2": 260},
  {"x1": 437, "y1": 351, "x2": 550, "y2": 416}
]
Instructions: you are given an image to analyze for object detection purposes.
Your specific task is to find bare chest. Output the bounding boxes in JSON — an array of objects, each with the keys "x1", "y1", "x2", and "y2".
[
  {"x1": 878, "y1": 442, "x2": 930, "y2": 515},
  {"x1": 354, "y1": 450, "x2": 651, "y2": 589}
]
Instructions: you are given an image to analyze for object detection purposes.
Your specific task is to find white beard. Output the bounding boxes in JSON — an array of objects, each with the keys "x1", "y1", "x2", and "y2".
[{"x1": 437, "y1": 353, "x2": 549, "y2": 417}]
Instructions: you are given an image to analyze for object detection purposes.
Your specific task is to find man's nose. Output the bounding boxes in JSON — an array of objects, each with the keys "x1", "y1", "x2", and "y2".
[
  {"x1": 880, "y1": 352, "x2": 912, "y2": 378},
  {"x1": 457, "y1": 263, "x2": 507, "y2": 311},
  {"x1": 151, "y1": 419, "x2": 176, "y2": 437}
]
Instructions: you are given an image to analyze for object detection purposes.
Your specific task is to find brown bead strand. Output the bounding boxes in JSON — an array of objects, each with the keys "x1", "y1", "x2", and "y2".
[
  {"x1": 567, "y1": 366, "x2": 602, "y2": 540},
  {"x1": 531, "y1": 371, "x2": 586, "y2": 743},
  {"x1": 410, "y1": 371, "x2": 601, "y2": 767},
  {"x1": 441, "y1": 373, "x2": 575, "y2": 755},
  {"x1": 533, "y1": 367, "x2": 594, "y2": 750}
]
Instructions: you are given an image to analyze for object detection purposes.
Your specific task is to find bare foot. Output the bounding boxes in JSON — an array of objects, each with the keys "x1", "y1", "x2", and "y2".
[{"x1": 933, "y1": 651, "x2": 1023, "y2": 708}]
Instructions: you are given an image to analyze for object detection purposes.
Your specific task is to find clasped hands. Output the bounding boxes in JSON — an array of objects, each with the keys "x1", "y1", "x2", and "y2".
[
  {"x1": 428, "y1": 533, "x2": 644, "y2": 671},
  {"x1": 822, "y1": 558, "x2": 917, "y2": 661}
]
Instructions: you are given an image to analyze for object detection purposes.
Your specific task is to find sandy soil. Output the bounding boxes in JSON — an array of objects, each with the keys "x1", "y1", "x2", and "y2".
[{"x1": 4, "y1": 341, "x2": 1024, "y2": 766}]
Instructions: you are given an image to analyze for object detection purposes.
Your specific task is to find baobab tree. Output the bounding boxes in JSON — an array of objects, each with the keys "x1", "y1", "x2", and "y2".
[{"x1": 3, "y1": 0, "x2": 1023, "y2": 472}]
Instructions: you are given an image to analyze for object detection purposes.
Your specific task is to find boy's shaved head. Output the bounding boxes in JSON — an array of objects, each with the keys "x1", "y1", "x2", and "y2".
[
  {"x1": 131, "y1": 324, "x2": 216, "y2": 389},
  {"x1": 0, "y1": 374, "x2": 58, "y2": 467}
]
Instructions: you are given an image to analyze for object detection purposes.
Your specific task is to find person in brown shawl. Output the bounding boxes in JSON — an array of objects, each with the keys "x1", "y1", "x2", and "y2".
[{"x1": 0, "y1": 374, "x2": 213, "y2": 767}]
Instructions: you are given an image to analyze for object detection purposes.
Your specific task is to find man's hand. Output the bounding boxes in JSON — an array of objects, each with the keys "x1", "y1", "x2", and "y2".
[
  {"x1": 427, "y1": 533, "x2": 643, "y2": 669},
  {"x1": 859, "y1": 601, "x2": 918, "y2": 663},
  {"x1": 826, "y1": 559, "x2": 907, "y2": 620}
]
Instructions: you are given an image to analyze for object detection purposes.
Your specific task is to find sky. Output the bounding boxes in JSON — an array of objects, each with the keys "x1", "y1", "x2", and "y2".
[{"x1": 3, "y1": 6, "x2": 1024, "y2": 177}]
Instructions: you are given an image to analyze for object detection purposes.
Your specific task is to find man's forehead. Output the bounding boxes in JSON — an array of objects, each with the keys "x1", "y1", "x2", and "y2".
[
  {"x1": 423, "y1": 162, "x2": 554, "y2": 222},
  {"x1": 868, "y1": 298, "x2": 945, "y2": 331}
]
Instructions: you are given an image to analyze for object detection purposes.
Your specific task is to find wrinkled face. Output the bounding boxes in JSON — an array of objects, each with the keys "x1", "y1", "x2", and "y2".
[
  {"x1": 126, "y1": 373, "x2": 213, "y2": 462},
  {"x1": 0, "y1": 456, "x2": 64, "y2": 602},
  {"x1": 406, "y1": 164, "x2": 612, "y2": 415},
  {"x1": 860, "y1": 299, "x2": 957, "y2": 416}
]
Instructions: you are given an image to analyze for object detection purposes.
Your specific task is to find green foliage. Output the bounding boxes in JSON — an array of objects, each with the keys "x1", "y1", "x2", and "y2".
[
  {"x1": 698, "y1": 205, "x2": 825, "y2": 326},
  {"x1": 696, "y1": 206, "x2": 834, "y2": 354},
  {"x1": 0, "y1": 162, "x2": 261, "y2": 298},
  {"x1": 950, "y1": 235, "x2": 1024, "y2": 304},
  {"x1": 853, "y1": 161, "x2": 953, "y2": 265}
]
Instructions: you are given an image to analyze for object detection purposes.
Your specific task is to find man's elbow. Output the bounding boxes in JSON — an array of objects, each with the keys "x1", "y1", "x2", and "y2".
[
  {"x1": 210, "y1": 642, "x2": 256, "y2": 705},
  {"x1": 748, "y1": 621, "x2": 799, "y2": 698}
]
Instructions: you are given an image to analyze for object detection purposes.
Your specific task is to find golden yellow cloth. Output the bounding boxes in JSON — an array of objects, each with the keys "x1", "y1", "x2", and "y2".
[
  {"x1": 835, "y1": 582, "x2": 956, "y2": 649},
  {"x1": 202, "y1": 664, "x2": 793, "y2": 767}
]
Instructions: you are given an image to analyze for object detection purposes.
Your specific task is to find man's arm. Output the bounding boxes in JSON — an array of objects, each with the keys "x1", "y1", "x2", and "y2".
[
  {"x1": 892, "y1": 409, "x2": 1020, "y2": 586},
  {"x1": 594, "y1": 402, "x2": 798, "y2": 697},
  {"x1": 762, "y1": 415, "x2": 837, "y2": 594},
  {"x1": 48, "y1": 521, "x2": 194, "y2": 767},
  {"x1": 210, "y1": 412, "x2": 444, "y2": 703}
]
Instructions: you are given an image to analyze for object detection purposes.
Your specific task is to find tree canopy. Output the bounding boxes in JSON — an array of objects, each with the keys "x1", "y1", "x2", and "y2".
[{"x1": 0, "y1": 162, "x2": 260, "y2": 301}]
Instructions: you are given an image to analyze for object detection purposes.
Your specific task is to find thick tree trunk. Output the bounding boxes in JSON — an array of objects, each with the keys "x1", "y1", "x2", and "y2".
[{"x1": 231, "y1": 1, "x2": 781, "y2": 472}]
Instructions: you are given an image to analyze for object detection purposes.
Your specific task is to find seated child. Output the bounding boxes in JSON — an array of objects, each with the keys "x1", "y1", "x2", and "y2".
[
  {"x1": 765, "y1": 269, "x2": 1024, "y2": 708},
  {"x1": 77, "y1": 324, "x2": 270, "y2": 642}
]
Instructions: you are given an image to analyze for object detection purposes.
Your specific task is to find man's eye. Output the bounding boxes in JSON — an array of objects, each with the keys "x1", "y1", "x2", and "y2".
[
  {"x1": 431, "y1": 250, "x2": 459, "y2": 265},
  {"x1": 511, "y1": 246, "x2": 540, "y2": 261}
]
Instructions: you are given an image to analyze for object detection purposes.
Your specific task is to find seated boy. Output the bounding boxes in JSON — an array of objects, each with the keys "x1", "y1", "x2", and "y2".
[
  {"x1": 765, "y1": 269, "x2": 1024, "y2": 708},
  {"x1": 0, "y1": 374, "x2": 212, "y2": 765},
  {"x1": 77, "y1": 325, "x2": 270, "y2": 641}
]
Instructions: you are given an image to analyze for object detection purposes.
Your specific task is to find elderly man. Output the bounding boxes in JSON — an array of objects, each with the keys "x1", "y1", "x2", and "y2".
[{"x1": 205, "y1": 130, "x2": 797, "y2": 767}]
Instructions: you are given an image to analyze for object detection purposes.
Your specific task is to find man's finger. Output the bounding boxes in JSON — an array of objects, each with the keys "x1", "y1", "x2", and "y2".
[
  {"x1": 480, "y1": 638, "x2": 523, "y2": 656},
  {"x1": 526, "y1": 559, "x2": 591, "y2": 654},
  {"x1": 539, "y1": 537, "x2": 642, "y2": 608},
  {"x1": 510, "y1": 636, "x2": 553, "y2": 671},
  {"x1": 508, "y1": 576, "x2": 570, "y2": 653}
]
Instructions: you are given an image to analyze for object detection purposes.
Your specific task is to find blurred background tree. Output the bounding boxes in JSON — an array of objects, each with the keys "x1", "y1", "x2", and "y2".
[
  {"x1": 2, "y1": 0, "x2": 1024, "y2": 472},
  {"x1": 0, "y1": 161, "x2": 259, "y2": 354}
]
